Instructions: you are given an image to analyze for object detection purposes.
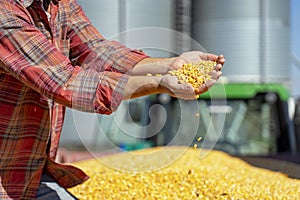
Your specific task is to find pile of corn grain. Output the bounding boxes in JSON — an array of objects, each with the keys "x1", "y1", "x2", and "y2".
[{"x1": 69, "y1": 146, "x2": 300, "y2": 199}]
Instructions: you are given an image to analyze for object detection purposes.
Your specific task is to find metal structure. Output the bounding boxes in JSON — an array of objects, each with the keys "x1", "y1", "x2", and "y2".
[
  {"x1": 148, "y1": 0, "x2": 298, "y2": 155},
  {"x1": 192, "y1": 0, "x2": 290, "y2": 85}
]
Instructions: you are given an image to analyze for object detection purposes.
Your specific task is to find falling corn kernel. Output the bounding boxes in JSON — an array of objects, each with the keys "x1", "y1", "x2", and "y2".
[
  {"x1": 195, "y1": 112, "x2": 200, "y2": 117},
  {"x1": 197, "y1": 137, "x2": 202, "y2": 142},
  {"x1": 193, "y1": 144, "x2": 198, "y2": 149}
]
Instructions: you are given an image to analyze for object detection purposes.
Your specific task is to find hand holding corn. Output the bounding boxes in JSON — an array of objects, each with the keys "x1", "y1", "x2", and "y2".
[
  {"x1": 158, "y1": 52, "x2": 224, "y2": 99},
  {"x1": 123, "y1": 52, "x2": 224, "y2": 100},
  {"x1": 170, "y1": 51, "x2": 224, "y2": 95}
]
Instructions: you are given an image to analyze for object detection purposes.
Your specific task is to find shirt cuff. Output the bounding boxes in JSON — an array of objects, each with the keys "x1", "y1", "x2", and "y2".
[
  {"x1": 113, "y1": 49, "x2": 149, "y2": 74},
  {"x1": 94, "y1": 72, "x2": 129, "y2": 114}
]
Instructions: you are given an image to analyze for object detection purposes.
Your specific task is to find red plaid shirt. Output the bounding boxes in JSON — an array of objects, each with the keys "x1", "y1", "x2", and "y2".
[{"x1": 0, "y1": 0, "x2": 148, "y2": 198}]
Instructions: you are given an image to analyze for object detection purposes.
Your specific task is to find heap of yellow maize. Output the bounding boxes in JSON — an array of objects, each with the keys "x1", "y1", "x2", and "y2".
[
  {"x1": 168, "y1": 61, "x2": 216, "y2": 90},
  {"x1": 69, "y1": 146, "x2": 300, "y2": 199}
]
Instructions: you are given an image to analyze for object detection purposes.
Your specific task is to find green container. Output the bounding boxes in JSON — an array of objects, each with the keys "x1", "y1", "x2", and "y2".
[{"x1": 199, "y1": 83, "x2": 290, "y2": 101}]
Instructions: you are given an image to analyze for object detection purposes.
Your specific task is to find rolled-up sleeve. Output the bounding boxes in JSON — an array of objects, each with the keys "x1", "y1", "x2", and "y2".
[{"x1": 0, "y1": 0, "x2": 148, "y2": 114}]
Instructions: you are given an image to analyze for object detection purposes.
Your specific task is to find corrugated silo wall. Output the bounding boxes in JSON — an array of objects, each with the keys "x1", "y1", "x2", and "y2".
[
  {"x1": 192, "y1": 0, "x2": 290, "y2": 85},
  {"x1": 77, "y1": 0, "x2": 176, "y2": 57}
]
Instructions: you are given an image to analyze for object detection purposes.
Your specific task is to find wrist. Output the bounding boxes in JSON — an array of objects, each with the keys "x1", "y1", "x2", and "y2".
[
  {"x1": 123, "y1": 75, "x2": 163, "y2": 100},
  {"x1": 132, "y1": 57, "x2": 176, "y2": 76}
]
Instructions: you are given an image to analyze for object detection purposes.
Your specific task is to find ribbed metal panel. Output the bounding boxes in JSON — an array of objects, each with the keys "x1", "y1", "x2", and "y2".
[
  {"x1": 77, "y1": 0, "x2": 176, "y2": 57},
  {"x1": 125, "y1": 0, "x2": 176, "y2": 57},
  {"x1": 192, "y1": 0, "x2": 290, "y2": 84}
]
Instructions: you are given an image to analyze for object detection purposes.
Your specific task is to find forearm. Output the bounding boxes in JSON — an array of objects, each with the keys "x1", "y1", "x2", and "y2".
[
  {"x1": 130, "y1": 57, "x2": 176, "y2": 76},
  {"x1": 123, "y1": 75, "x2": 164, "y2": 100}
]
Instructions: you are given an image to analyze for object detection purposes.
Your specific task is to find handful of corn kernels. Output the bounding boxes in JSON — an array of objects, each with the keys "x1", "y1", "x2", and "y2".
[{"x1": 168, "y1": 60, "x2": 217, "y2": 90}]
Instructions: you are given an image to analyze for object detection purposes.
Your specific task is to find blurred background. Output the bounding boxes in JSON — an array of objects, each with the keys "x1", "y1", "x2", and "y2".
[{"x1": 58, "y1": 0, "x2": 300, "y2": 174}]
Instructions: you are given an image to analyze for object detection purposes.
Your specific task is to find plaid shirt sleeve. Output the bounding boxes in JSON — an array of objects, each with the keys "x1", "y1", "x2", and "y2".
[
  {"x1": 63, "y1": 0, "x2": 149, "y2": 113},
  {"x1": 0, "y1": 0, "x2": 148, "y2": 198},
  {"x1": 0, "y1": 0, "x2": 148, "y2": 114}
]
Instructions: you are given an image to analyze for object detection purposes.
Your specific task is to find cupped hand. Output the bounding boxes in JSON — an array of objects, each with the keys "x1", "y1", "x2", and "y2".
[
  {"x1": 159, "y1": 74, "x2": 197, "y2": 100},
  {"x1": 170, "y1": 51, "x2": 225, "y2": 95},
  {"x1": 171, "y1": 51, "x2": 225, "y2": 71}
]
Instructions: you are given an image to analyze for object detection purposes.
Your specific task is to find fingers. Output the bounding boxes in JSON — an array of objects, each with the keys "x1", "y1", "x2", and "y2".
[
  {"x1": 214, "y1": 63, "x2": 222, "y2": 71},
  {"x1": 199, "y1": 53, "x2": 225, "y2": 72},
  {"x1": 175, "y1": 83, "x2": 194, "y2": 94},
  {"x1": 205, "y1": 79, "x2": 217, "y2": 89},
  {"x1": 170, "y1": 57, "x2": 183, "y2": 70},
  {"x1": 193, "y1": 70, "x2": 221, "y2": 95},
  {"x1": 167, "y1": 51, "x2": 225, "y2": 99},
  {"x1": 217, "y1": 55, "x2": 225, "y2": 65},
  {"x1": 168, "y1": 83, "x2": 196, "y2": 100},
  {"x1": 213, "y1": 55, "x2": 225, "y2": 71},
  {"x1": 194, "y1": 79, "x2": 216, "y2": 94},
  {"x1": 173, "y1": 52, "x2": 225, "y2": 70},
  {"x1": 199, "y1": 52, "x2": 218, "y2": 61},
  {"x1": 211, "y1": 70, "x2": 222, "y2": 80}
]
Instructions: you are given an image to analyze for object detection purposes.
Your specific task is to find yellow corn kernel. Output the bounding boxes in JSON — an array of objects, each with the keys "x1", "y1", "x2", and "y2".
[{"x1": 193, "y1": 144, "x2": 198, "y2": 149}]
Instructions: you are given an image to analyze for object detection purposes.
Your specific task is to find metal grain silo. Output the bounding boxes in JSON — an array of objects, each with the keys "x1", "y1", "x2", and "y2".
[
  {"x1": 78, "y1": 0, "x2": 176, "y2": 57},
  {"x1": 192, "y1": 0, "x2": 290, "y2": 85},
  {"x1": 121, "y1": 0, "x2": 176, "y2": 57}
]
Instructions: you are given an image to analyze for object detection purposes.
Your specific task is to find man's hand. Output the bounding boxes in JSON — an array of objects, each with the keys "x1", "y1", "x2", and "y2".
[
  {"x1": 170, "y1": 51, "x2": 225, "y2": 71},
  {"x1": 170, "y1": 51, "x2": 225, "y2": 95},
  {"x1": 158, "y1": 74, "x2": 196, "y2": 100},
  {"x1": 125, "y1": 51, "x2": 225, "y2": 100}
]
